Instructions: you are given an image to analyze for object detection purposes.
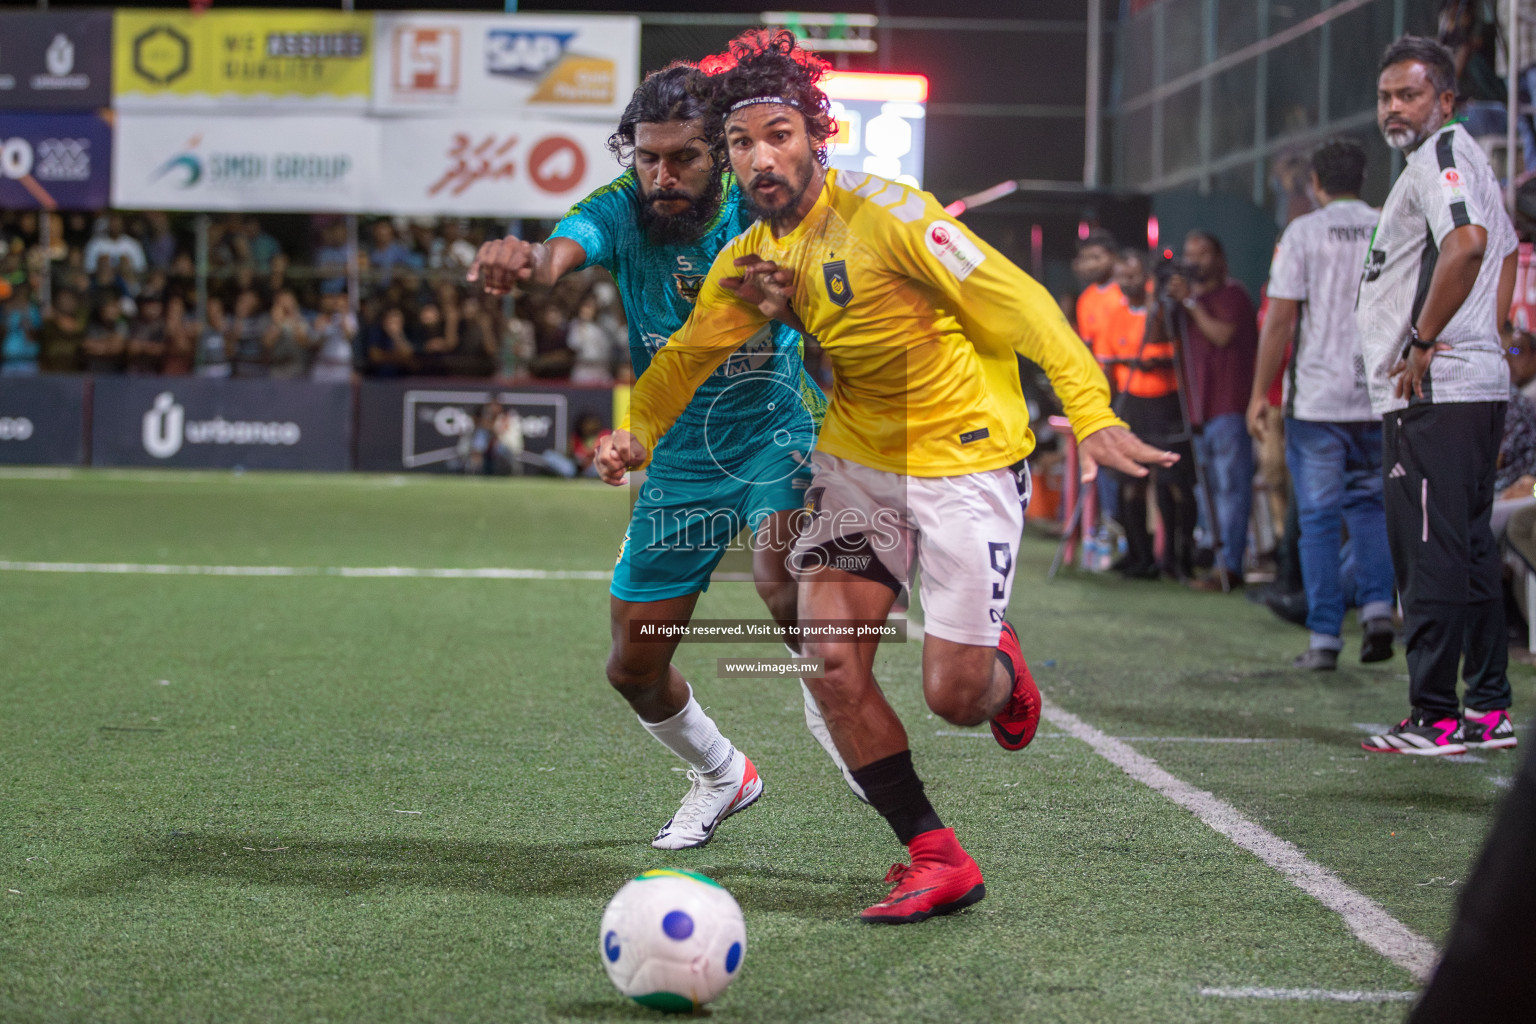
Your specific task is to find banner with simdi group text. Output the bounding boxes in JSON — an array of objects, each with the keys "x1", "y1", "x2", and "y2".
[{"x1": 111, "y1": 112, "x2": 379, "y2": 213}]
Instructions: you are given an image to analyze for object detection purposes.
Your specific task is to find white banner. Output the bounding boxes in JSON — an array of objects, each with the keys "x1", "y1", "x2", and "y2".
[
  {"x1": 376, "y1": 116, "x2": 624, "y2": 217},
  {"x1": 112, "y1": 113, "x2": 381, "y2": 212},
  {"x1": 371, "y1": 13, "x2": 638, "y2": 120}
]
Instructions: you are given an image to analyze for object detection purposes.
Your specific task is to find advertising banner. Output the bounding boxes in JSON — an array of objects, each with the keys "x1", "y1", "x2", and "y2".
[
  {"x1": 91, "y1": 377, "x2": 351, "y2": 470},
  {"x1": 114, "y1": 9, "x2": 372, "y2": 110},
  {"x1": 0, "y1": 376, "x2": 87, "y2": 466},
  {"x1": 0, "y1": 112, "x2": 111, "y2": 210},
  {"x1": 356, "y1": 379, "x2": 612, "y2": 473},
  {"x1": 0, "y1": 11, "x2": 112, "y2": 111},
  {"x1": 371, "y1": 13, "x2": 637, "y2": 120},
  {"x1": 376, "y1": 115, "x2": 624, "y2": 217},
  {"x1": 112, "y1": 112, "x2": 379, "y2": 213}
]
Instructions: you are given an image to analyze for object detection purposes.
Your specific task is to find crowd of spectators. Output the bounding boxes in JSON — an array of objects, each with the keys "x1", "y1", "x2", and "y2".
[{"x1": 0, "y1": 210, "x2": 631, "y2": 384}]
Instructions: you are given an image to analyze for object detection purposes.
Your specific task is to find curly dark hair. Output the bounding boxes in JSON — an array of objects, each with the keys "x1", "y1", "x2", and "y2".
[
  {"x1": 606, "y1": 63, "x2": 717, "y2": 166},
  {"x1": 702, "y1": 30, "x2": 837, "y2": 165}
]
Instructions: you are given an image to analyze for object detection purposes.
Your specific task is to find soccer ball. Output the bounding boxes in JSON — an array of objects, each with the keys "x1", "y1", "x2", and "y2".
[{"x1": 599, "y1": 868, "x2": 746, "y2": 1012}]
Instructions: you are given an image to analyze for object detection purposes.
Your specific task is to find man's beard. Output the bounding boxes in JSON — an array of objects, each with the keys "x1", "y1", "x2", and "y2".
[
  {"x1": 637, "y1": 174, "x2": 724, "y2": 246},
  {"x1": 1381, "y1": 108, "x2": 1443, "y2": 151},
  {"x1": 742, "y1": 158, "x2": 814, "y2": 227}
]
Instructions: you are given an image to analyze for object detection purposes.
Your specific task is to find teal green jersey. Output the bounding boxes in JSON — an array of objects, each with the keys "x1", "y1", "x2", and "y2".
[{"x1": 550, "y1": 169, "x2": 824, "y2": 481}]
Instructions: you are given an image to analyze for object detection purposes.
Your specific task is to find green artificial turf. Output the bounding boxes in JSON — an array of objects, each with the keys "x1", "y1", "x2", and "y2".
[{"x1": 1, "y1": 469, "x2": 1525, "y2": 1023}]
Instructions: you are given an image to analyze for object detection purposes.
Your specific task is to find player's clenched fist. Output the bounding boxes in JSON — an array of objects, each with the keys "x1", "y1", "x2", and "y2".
[
  {"x1": 595, "y1": 429, "x2": 650, "y2": 486},
  {"x1": 467, "y1": 237, "x2": 536, "y2": 295}
]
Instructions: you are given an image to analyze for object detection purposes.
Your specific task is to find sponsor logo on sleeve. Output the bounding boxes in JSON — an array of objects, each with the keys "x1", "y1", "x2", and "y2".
[{"x1": 925, "y1": 220, "x2": 985, "y2": 281}]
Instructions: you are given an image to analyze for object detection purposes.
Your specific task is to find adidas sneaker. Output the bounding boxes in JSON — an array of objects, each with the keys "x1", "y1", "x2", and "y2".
[
  {"x1": 1463, "y1": 707, "x2": 1517, "y2": 750},
  {"x1": 1360, "y1": 712, "x2": 1467, "y2": 756}
]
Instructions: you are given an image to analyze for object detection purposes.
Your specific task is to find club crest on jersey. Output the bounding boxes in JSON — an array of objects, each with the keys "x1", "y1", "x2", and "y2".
[
  {"x1": 673, "y1": 273, "x2": 705, "y2": 303},
  {"x1": 823, "y1": 260, "x2": 853, "y2": 307}
]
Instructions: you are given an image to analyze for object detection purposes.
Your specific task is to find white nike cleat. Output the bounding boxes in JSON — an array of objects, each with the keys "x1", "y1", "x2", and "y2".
[
  {"x1": 651, "y1": 750, "x2": 763, "y2": 850},
  {"x1": 801, "y1": 681, "x2": 867, "y2": 803}
]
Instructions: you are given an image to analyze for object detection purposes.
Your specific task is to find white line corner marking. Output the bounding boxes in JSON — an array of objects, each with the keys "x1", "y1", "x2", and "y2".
[{"x1": 1043, "y1": 700, "x2": 1438, "y2": 983}]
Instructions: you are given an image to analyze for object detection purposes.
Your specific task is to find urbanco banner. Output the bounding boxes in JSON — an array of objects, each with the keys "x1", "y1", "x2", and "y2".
[
  {"x1": 376, "y1": 115, "x2": 624, "y2": 217},
  {"x1": 371, "y1": 13, "x2": 637, "y2": 121},
  {"x1": 0, "y1": 11, "x2": 112, "y2": 111},
  {"x1": 114, "y1": 9, "x2": 373, "y2": 110},
  {"x1": 92, "y1": 377, "x2": 352, "y2": 470},
  {"x1": 0, "y1": 112, "x2": 111, "y2": 211},
  {"x1": 111, "y1": 112, "x2": 380, "y2": 213}
]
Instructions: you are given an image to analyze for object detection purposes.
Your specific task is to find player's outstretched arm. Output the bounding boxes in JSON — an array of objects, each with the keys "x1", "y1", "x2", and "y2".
[
  {"x1": 1077, "y1": 424, "x2": 1179, "y2": 481},
  {"x1": 467, "y1": 236, "x2": 588, "y2": 294}
]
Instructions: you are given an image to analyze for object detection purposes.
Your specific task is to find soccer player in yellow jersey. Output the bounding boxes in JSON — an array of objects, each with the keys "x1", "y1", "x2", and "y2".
[{"x1": 600, "y1": 31, "x2": 1178, "y2": 924}]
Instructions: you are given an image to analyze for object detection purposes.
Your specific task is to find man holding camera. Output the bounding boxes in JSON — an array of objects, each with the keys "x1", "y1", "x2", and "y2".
[
  {"x1": 1357, "y1": 37, "x2": 1519, "y2": 755},
  {"x1": 1165, "y1": 231, "x2": 1259, "y2": 590}
]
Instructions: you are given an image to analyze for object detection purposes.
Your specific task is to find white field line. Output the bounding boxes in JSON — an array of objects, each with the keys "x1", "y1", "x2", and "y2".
[
  {"x1": 1199, "y1": 987, "x2": 1415, "y2": 1002},
  {"x1": 1044, "y1": 700, "x2": 1438, "y2": 982},
  {"x1": 0, "y1": 560, "x2": 611, "y2": 580},
  {"x1": 911, "y1": 613, "x2": 1436, "y2": 979},
  {"x1": 935, "y1": 730, "x2": 1291, "y2": 744}
]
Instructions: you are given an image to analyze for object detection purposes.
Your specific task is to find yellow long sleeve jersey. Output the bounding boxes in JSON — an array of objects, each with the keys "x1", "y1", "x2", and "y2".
[{"x1": 626, "y1": 168, "x2": 1123, "y2": 477}]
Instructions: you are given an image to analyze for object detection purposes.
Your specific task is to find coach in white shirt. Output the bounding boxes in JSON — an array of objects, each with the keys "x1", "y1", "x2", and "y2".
[
  {"x1": 1356, "y1": 37, "x2": 1519, "y2": 757},
  {"x1": 1249, "y1": 138, "x2": 1396, "y2": 672}
]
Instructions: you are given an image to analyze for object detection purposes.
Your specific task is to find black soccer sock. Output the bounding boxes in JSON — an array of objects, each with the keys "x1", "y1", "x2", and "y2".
[{"x1": 849, "y1": 749, "x2": 943, "y2": 845}]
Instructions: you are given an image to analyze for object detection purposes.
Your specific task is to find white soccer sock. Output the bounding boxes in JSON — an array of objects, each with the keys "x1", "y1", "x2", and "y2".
[{"x1": 639, "y1": 684, "x2": 735, "y2": 779}]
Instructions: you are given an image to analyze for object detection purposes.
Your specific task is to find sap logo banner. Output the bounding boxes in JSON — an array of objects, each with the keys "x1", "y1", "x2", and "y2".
[
  {"x1": 92, "y1": 378, "x2": 350, "y2": 470},
  {"x1": 486, "y1": 31, "x2": 574, "y2": 79},
  {"x1": 370, "y1": 14, "x2": 637, "y2": 119},
  {"x1": 0, "y1": 11, "x2": 111, "y2": 107},
  {"x1": 0, "y1": 377, "x2": 87, "y2": 466}
]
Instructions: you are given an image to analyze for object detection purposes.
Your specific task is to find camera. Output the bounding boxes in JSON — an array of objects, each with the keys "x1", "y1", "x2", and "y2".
[{"x1": 1153, "y1": 254, "x2": 1196, "y2": 290}]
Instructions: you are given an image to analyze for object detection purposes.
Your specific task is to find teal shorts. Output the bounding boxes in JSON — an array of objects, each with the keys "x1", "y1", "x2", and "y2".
[{"x1": 610, "y1": 445, "x2": 813, "y2": 603}]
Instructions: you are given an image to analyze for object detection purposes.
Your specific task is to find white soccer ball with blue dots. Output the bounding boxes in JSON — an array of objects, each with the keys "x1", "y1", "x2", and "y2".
[{"x1": 599, "y1": 868, "x2": 746, "y2": 1012}]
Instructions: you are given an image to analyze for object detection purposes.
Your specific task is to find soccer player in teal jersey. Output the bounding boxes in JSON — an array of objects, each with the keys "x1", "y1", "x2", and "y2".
[{"x1": 469, "y1": 65, "x2": 855, "y2": 850}]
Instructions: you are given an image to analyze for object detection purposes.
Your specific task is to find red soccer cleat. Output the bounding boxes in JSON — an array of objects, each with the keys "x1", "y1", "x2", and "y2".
[
  {"x1": 861, "y1": 828, "x2": 985, "y2": 924},
  {"x1": 990, "y1": 620, "x2": 1041, "y2": 750}
]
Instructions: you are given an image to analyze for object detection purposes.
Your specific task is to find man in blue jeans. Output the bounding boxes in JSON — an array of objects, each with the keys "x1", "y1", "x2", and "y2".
[
  {"x1": 1248, "y1": 140, "x2": 1397, "y2": 669},
  {"x1": 1165, "y1": 231, "x2": 1257, "y2": 590}
]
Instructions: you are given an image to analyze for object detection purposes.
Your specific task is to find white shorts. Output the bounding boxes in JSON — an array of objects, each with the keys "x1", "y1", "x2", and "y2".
[{"x1": 793, "y1": 452, "x2": 1030, "y2": 646}]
